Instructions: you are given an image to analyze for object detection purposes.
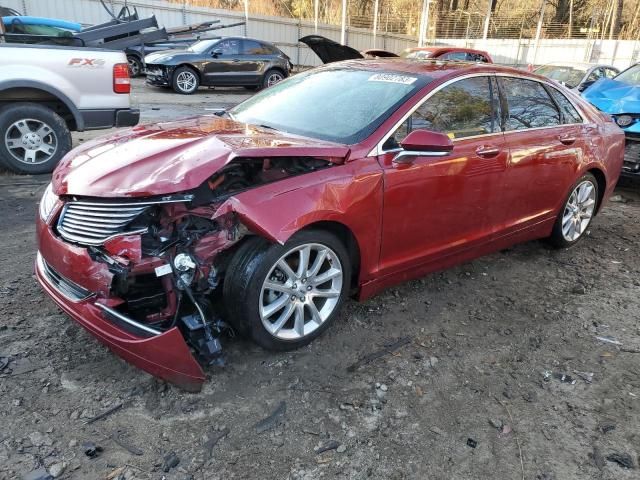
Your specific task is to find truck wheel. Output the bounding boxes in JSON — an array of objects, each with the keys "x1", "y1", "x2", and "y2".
[
  {"x1": 172, "y1": 66, "x2": 199, "y2": 94},
  {"x1": 127, "y1": 55, "x2": 143, "y2": 77},
  {"x1": 0, "y1": 103, "x2": 72, "y2": 174}
]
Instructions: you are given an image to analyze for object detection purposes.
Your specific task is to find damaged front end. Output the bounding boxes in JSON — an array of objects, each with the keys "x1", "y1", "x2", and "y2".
[{"x1": 36, "y1": 156, "x2": 334, "y2": 391}]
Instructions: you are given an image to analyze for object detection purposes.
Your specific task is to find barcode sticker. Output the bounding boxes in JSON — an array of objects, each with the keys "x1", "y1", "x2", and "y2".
[{"x1": 368, "y1": 73, "x2": 417, "y2": 85}]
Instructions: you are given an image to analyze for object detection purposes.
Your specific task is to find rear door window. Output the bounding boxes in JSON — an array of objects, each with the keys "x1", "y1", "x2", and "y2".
[
  {"x1": 242, "y1": 40, "x2": 270, "y2": 55},
  {"x1": 500, "y1": 77, "x2": 561, "y2": 130},
  {"x1": 548, "y1": 87, "x2": 583, "y2": 124}
]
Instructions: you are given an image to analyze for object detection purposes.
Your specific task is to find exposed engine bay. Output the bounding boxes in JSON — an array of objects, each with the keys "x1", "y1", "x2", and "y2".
[{"x1": 62, "y1": 156, "x2": 333, "y2": 367}]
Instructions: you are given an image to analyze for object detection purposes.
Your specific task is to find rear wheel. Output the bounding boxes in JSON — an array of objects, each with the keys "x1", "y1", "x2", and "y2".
[
  {"x1": 549, "y1": 173, "x2": 598, "y2": 248},
  {"x1": 262, "y1": 69, "x2": 285, "y2": 89},
  {"x1": 223, "y1": 230, "x2": 351, "y2": 351},
  {"x1": 0, "y1": 103, "x2": 71, "y2": 174},
  {"x1": 172, "y1": 66, "x2": 199, "y2": 94}
]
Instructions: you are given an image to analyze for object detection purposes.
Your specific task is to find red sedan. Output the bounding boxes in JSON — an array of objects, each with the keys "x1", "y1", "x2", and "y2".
[{"x1": 36, "y1": 60, "x2": 624, "y2": 390}]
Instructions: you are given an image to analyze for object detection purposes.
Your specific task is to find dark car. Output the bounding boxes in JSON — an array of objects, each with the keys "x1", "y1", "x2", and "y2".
[
  {"x1": 126, "y1": 40, "x2": 204, "y2": 77},
  {"x1": 37, "y1": 60, "x2": 623, "y2": 390},
  {"x1": 144, "y1": 37, "x2": 292, "y2": 94}
]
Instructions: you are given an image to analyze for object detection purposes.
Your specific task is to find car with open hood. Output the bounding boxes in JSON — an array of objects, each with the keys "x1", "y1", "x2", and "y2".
[
  {"x1": 144, "y1": 37, "x2": 292, "y2": 94},
  {"x1": 36, "y1": 59, "x2": 624, "y2": 390},
  {"x1": 299, "y1": 35, "x2": 492, "y2": 64},
  {"x1": 583, "y1": 63, "x2": 640, "y2": 177}
]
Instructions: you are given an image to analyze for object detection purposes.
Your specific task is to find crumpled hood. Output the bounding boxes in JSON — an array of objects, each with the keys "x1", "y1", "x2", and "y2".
[
  {"x1": 583, "y1": 78, "x2": 640, "y2": 115},
  {"x1": 52, "y1": 116, "x2": 350, "y2": 198}
]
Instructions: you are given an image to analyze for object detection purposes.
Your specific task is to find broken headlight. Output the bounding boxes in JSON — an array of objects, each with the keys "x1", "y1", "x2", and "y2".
[{"x1": 39, "y1": 183, "x2": 58, "y2": 222}]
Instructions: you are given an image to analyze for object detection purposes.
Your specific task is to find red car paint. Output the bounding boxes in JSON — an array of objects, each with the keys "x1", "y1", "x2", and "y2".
[{"x1": 36, "y1": 60, "x2": 624, "y2": 390}]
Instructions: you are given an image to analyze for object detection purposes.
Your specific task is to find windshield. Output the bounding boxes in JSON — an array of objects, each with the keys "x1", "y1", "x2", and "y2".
[
  {"x1": 534, "y1": 65, "x2": 588, "y2": 88},
  {"x1": 400, "y1": 49, "x2": 432, "y2": 59},
  {"x1": 615, "y1": 64, "x2": 640, "y2": 86},
  {"x1": 188, "y1": 39, "x2": 219, "y2": 53},
  {"x1": 230, "y1": 68, "x2": 428, "y2": 144}
]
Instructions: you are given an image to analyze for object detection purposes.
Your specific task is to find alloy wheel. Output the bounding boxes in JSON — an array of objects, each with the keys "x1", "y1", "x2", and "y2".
[
  {"x1": 176, "y1": 71, "x2": 197, "y2": 93},
  {"x1": 266, "y1": 72, "x2": 284, "y2": 87},
  {"x1": 4, "y1": 118, "x2": 58, "y2": 165},
  {"x1": 561, "y1": 180, "x2": 596, "y2": 242},
  {"x1": 259, "y1": 243, "x2": 343, "y2": 341}
]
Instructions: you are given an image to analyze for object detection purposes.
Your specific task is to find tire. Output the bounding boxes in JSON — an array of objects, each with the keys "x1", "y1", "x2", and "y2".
[
  {"x1": 127, "y1": 55, "x2": 143, "y2": 77},
  {"x1": 548, "y1": 172, "x2": 599, "y2": 248},
  {"x1": 223, "y1": 230, "x2": 351, "y2": 351},
  {"x1": 261, "y1": 69, "x2": 285, "y2": 89},
  {"x1": 0, "y1": 103, "x2": 72, "y2": 174},
  {"x1": 172, "y1": 66, "x2": 200, "y2": 95}
]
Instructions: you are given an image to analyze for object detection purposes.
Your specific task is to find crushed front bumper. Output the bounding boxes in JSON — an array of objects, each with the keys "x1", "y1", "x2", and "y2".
[
  {"x1": 145, "y1": 65, "x2": 172, "y2": 86},
  {"x1": 35, "y1": 218, "x2": 205, "y2": 391}
]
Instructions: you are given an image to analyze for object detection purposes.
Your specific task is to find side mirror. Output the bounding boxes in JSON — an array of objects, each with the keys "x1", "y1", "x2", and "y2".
[
  {"x1": 211, "y1": 49, "x2": 222, "y2": 58},
  {"x1": 394, "y1": 129, "x2": 453, "y2": 164}
]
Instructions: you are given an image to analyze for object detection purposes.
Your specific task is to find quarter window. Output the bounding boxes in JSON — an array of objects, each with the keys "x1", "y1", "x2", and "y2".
[
  {"x1": 548, "y1": 88, "x2": 583, "y2": 124},
  {"x1": 501, "y1": 77, "x2": 561, "y2": 130}
]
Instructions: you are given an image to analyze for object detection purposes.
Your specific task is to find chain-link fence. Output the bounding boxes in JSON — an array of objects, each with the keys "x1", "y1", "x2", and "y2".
[{"x1": 179, "y1": 0, "x2": 640, "y2": 41}]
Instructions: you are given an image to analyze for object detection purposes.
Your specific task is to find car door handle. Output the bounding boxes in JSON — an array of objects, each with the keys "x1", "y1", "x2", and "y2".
[
  {"x1": 559, "y1": 135, "x2": 576, "y2": 145},
  {"x1": 475, "y1": 146, "x2": 501, "y2": 158}
]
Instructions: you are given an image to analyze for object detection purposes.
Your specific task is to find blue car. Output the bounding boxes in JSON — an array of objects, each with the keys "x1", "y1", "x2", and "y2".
[{"x1": 583, "y1": 63, "x2": 640, "y2": 177}]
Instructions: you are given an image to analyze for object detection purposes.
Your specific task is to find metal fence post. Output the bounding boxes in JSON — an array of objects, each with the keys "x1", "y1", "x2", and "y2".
[
  {"x1": 340, "y1": 0, "x2": 347, "y2": 45},
  {"x1": 373, "y1": 0, "x2": 379, "y2": 48},
  {"x1": 532, "y1": 0, "x2": 547, "y2": 66}
]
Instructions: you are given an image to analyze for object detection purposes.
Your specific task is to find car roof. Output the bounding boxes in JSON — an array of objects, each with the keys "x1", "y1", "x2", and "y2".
[
  {"x1": 322, "y1": 58, "x2": 532, "y2": 81},
  {"x1": 538, "y1": 62, "x2": 616, "y2": 69},
  {"x1": 404, "y1": 46, "x2": 489, "y2": 55}
]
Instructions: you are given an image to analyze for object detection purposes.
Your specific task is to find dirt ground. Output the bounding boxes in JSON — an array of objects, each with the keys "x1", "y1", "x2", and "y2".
[{"x1": 1, "y1": 79, "x2": 640, "y2": 480}]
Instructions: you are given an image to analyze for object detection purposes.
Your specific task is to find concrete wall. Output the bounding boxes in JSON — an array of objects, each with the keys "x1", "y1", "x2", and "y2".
[{"x1": 5, "y1": 0, "x2": 640, "y2": 69}]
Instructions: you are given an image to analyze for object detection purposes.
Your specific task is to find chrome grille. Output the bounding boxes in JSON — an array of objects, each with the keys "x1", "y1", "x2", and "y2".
[{"x1": 57, "y1": 201, "x2": 152, "y2": 246}]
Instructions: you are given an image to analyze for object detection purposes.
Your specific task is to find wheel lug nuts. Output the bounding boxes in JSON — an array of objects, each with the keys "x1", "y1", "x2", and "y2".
[
  {"x1": 301, "y1": 278, "x2": 306, "y2": 284},
  {"x1": 290, "y1": 295, "x2": 296, "y2": 301},
  {"x1": 292, "y1": 283, "x2": 297, "y2": 289}
]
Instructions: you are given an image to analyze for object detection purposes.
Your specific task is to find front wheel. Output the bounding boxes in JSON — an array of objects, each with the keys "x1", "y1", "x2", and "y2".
[
  {"x1": 172, "y1": 66, "x2": 200, "y2": 94},
  {"x1": 0, "y1": 103, "x2": 71, "y2": 174},
  {"x1": 223, "y1": 230, "x2": 351, "y2": 351},
  {"x1": 549, "y1": 173, "x2": 598, "y2": 248}
]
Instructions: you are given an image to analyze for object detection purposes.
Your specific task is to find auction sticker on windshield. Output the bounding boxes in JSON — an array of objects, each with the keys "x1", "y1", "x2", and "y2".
[{"x1": 368, "y1": 73, "x2": 417, "y2": 85}]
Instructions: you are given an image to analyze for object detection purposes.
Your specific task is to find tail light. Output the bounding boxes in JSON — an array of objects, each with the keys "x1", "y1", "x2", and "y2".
[{"x1": 113, "y1": 63, "x2": 131, "y2": 94}]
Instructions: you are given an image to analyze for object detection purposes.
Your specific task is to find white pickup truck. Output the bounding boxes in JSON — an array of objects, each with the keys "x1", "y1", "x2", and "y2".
[{"x1": 0, "y1": 43, "x2": 139, "y2": 174}]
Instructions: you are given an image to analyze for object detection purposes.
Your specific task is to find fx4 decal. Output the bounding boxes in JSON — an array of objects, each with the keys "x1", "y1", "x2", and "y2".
[{"x1": 68, "y1": 58, "x2": 106, "y2": 68}]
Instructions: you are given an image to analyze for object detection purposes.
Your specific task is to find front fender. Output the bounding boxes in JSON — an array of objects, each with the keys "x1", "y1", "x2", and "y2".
[{"x1": 214, "y1": 159, "x2": 384, "y2": 283}]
